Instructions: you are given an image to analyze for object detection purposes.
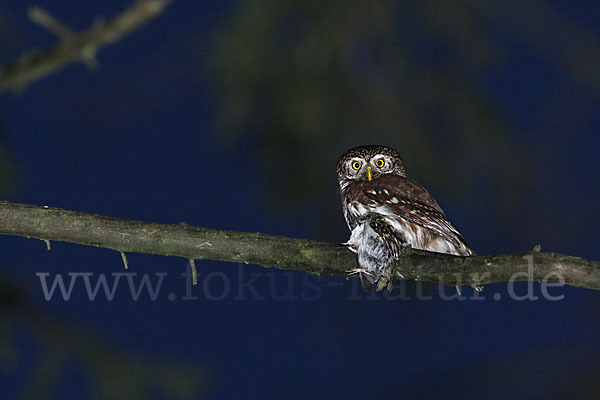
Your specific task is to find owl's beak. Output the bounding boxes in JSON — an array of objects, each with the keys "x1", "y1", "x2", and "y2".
[{"x1": 366, "y1": 167, "x2": 373, "y2": 181}]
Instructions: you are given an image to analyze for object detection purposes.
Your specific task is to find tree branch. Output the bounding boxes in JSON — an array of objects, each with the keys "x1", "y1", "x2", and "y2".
[
  {"x1": 0, "y1": 201, "x2": 598, "y2": 290},
  {"x1": 0, "y1": 0, "x2": 173, "y2": 93}
]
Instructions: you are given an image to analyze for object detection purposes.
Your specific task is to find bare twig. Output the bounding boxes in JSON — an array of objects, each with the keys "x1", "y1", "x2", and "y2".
[
  {"x1": 0, "y1": 0, "x2": 173, "y2": 93},
  {"x1": 0, "y1": 201, "x2": 598, "y2": 290},
  {"x1": 28, "y1": 6, "x2": 74, "y2": 39}
]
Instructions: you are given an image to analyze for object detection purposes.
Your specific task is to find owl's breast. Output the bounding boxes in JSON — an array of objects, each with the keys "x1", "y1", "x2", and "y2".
[{"x1": 343, "y1": 197, "x2": 372, "y2": 230}]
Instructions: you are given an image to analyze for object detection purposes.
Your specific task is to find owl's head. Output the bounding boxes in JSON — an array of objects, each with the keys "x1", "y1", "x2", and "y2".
[{"x1": 336, "y1": 145, "x2": 407, "y2": 189}]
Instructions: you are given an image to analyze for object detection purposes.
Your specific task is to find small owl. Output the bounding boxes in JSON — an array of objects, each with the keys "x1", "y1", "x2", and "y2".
[{"x1": 337, "y1": 145, "x2": 473, "y2": 291}]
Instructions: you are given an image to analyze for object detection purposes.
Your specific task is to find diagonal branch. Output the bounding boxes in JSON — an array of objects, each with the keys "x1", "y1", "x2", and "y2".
[
  {"x1": 0, "y1": 0, "x2": 173, "y2": 93},
  {"x1": 0, "y1": 201, "x2": 598, "y2": 290}
]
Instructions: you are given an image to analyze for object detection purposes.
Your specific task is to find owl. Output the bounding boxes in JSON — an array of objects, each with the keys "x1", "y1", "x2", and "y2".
[{"x1": 337, "y1": 145, "x2": 473, "y2": 291}]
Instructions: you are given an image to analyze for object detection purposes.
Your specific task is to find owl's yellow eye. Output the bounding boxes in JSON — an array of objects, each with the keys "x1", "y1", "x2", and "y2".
[
  {"x1": 351, "y1": 161, "x2": 361, "y2": 170},
  {"x1": 376, "y1": 159, "x2": 385, "y2": 168}
]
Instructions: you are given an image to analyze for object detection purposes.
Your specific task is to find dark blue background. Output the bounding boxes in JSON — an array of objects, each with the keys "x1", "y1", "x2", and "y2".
[{"x1": 1, "y1": 1, "x2": 598, "y2": 399}]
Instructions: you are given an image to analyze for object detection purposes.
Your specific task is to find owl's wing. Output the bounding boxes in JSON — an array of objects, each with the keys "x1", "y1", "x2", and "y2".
[{"x1": 359, "y1": 175, "x2": 471, "y2": 253}]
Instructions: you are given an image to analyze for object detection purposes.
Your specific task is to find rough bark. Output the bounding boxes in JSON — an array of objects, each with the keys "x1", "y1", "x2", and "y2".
[{"x1": 0, "y1": 201, "x2": 598, "y2": 290}]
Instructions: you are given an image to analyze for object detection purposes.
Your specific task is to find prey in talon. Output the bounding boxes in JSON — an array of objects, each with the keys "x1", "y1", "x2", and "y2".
[{"x1": 337, "y1": 145, "x2": 473, "y2": 292}]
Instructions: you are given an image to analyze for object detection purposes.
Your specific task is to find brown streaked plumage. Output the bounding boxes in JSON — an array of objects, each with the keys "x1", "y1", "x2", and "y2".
[{"x1": 337, "y1": 145, "x2": 473, "y2": 291}]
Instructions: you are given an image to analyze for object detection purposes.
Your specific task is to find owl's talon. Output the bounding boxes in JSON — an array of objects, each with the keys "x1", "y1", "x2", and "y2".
[
  {"x1": 387, "y1": 280, "x2": 395, "y2": 292},
  {"x1": 376, "y1": 266, "x2": 399, "y2": 292},
  {"x1": 346, "y1": 268, "x2": 377, "y2": 292},
  {"x1": 346, "y1": 268, "x2": 373, "y2": 278},
  {"x1": 376, "y1": 277, "x2": 391, "y2": 292},
  {"x1": 471, "y1": 284, "x2": 484, "y2": 292}
]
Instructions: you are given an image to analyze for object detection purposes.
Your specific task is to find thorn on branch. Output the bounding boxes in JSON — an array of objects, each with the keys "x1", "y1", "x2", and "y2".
[
  {"x1": 43, "y1": 239, "x2": 51, "y2": 251},
  {"x1": 189, "y1": 259, "x2": 198, "y2": 286},
  {"x1": 455, "y1": 285, "x2": 462, "y2": 296},
  {"x1": 120, "y1": 251, "x2": 129, "y2": 270}
]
